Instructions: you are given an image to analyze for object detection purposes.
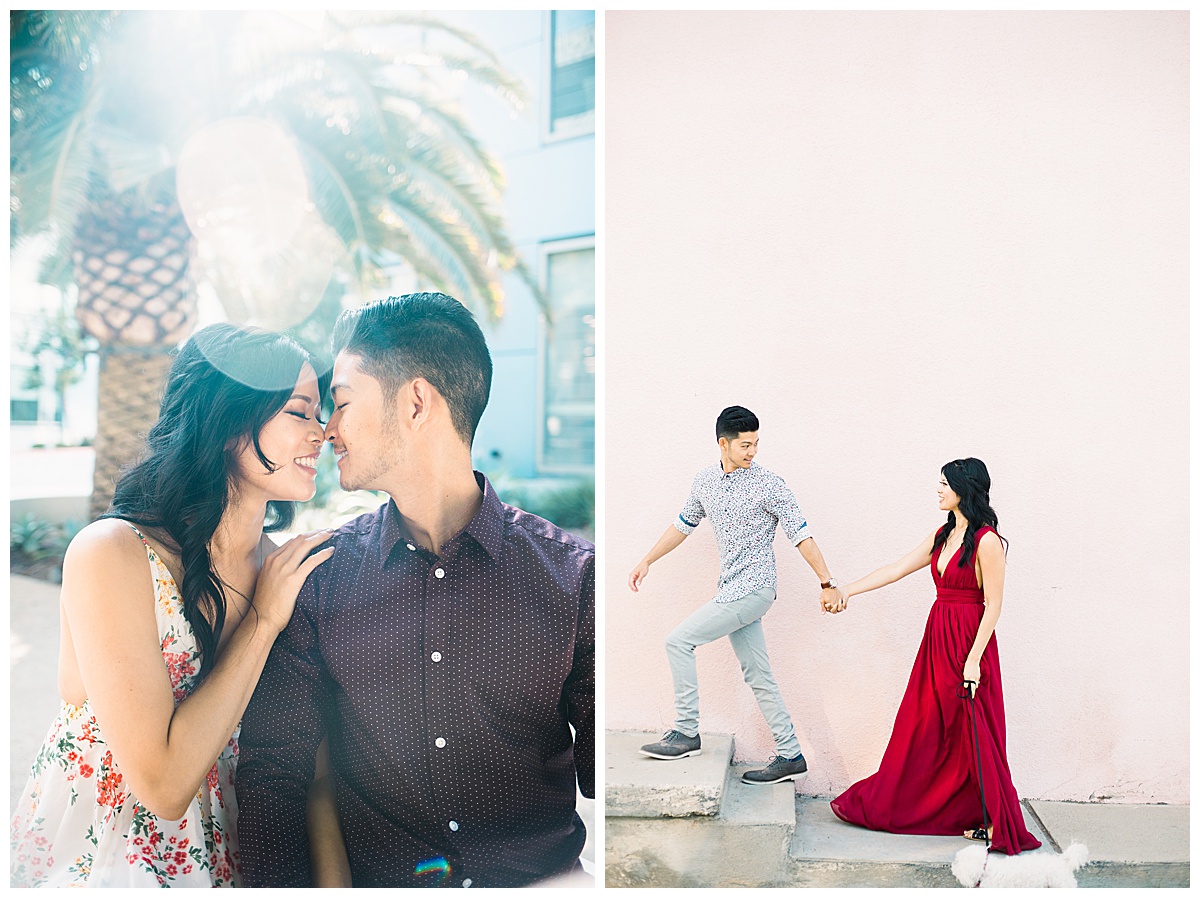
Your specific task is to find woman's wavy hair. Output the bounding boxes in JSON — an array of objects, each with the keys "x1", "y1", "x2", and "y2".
[
  {"x1": 932, "y1": 457, "x2": 1009, "y2": 567},
  {"x1": 101, "y1": 323, "x2": 325, "y2": 672}
]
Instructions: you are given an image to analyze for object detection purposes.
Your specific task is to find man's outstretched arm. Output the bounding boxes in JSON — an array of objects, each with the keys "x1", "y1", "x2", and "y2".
[{"x1": 628, "y1": 525, "x2": 687, "y2": 592}]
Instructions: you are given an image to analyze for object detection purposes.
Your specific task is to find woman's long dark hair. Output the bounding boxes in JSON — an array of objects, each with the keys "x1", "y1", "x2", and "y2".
[
  {"x1": 932, "y1": 457, "x2": 1009, "y2": 568},
  {"x1": 101, "y1": 323, "x2": 324, "y2": 673}
]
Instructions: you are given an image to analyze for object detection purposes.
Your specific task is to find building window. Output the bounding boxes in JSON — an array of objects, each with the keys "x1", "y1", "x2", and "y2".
[
  {"x1": 539, "y1": 237, "x2": 595, "y2": 473},
  {"x1": 543, "y1": 10, "x2": 595, "y2": 142},
  {"x1": 11, "y1": 398, "x2": 39, "y2": 423},
  {"x1": 10, "y1": 363, "x2": 41, "y2": 423}
]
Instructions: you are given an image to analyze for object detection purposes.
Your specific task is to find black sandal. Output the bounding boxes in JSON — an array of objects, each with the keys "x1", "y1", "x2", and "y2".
[{"x1": 963, "y1": 826, "x2": 991, "y2": 842}]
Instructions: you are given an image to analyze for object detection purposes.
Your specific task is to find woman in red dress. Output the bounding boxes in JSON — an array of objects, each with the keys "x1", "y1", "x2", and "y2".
[{"x1": 828, "y1": 458, "x2": 1040, "y2": 856}]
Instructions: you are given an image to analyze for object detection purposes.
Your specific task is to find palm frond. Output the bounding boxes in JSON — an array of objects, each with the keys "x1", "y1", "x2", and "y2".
[
  {"x1": 12, "y1": 11, "x2": 118, "y2": 65},
  {"x1": 383, "y1": 201, "x2": 502, "y2": 320},
  {"x1": 292, "y1": 136, "x2": 380, "y2": 280},
  {"x1": 10, "y1": 79, "x2": 101, "y2": 255},
  {"x1": 389, "y1": 48, "x2": 526, "y2": 110},
  {"x1": 392, "y1": 152, "x2": 516, "y2": 267},
  {"x1": 235, "y1": 49, "x2": 393, "y2": 159},
  {"x1": 379, "y1": 90, "x2": 505, "y2": 195},
  {"x1": 325, "y1": 11, "x2": 505, "y2": 66}
]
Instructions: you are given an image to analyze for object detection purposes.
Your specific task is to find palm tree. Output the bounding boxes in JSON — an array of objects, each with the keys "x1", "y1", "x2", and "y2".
[{"x1": 11, "y1": 10, "x2": 538, "y2": 518}]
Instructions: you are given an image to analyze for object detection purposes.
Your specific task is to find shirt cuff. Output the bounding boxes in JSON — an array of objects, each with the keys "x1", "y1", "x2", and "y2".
[
  {"x1": 675, "y1": 515, "x2": 698, "y2": 535},
  {"x1": 788, "y1": 524, "x2": 812, "y2": 546}
]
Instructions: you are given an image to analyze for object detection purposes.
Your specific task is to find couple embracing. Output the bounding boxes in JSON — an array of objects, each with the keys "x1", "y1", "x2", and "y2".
[
  {"x1": 628, "y1": 405, "x2": 1040, "y2": 857},
  {"x1": 11, "y1": 293, "x2": 595, "y2": 888}
]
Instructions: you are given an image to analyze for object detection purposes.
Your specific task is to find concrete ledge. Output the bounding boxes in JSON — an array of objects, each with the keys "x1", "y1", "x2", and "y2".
[
  {"x1": 605, "y1": 730, "x2": 734, "y2": 818},
  {"x1": 724, "y1": 765, "x2": 797, "y2": 827},
  {"x1": 606, "y1": 767, "x2": 797, "y2": 887}
]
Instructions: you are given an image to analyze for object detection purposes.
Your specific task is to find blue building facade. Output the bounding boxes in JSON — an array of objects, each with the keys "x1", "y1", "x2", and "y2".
[{"x1": 439, "y1": 11, "x2": 596, "y2": 485}]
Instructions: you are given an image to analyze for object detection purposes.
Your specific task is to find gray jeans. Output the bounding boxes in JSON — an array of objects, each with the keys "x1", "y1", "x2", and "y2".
[{"x1": 665, "y1": 586, "x2": 803, "y2": 758}]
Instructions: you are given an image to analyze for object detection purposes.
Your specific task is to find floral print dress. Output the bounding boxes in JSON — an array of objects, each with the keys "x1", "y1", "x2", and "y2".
[{"x1": 10, "y1": 524, "x2": 241, "y2": 887}]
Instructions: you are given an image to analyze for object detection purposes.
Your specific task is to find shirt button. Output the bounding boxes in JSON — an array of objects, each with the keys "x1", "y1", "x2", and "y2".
[
  {"x1": 434, "y1": 568, "x2": 445, "y2": 579},
  {"x1": 435, "y1": 737, "x2": 447, "y2": 748},
  {"x1": 431, "y1": 651, "x2": 442, "y2": 662},
  {"x1": 449, "y1": 820, "x2": 459, "y2": 832},
  {"x1": 406, "y1": 543, "x2": 416, "y2": 551},
  {"x1": 463, "y1": 879, "x2": 473, "y2": 888}
]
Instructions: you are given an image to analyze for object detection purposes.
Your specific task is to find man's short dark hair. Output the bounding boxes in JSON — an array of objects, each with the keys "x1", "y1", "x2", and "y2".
[
  {"x1": 716, "y1": 405, "x2": 759, "y2": 442},
  {"x1": 331, "y1": 292, "x2": 493, "y2": 444}
]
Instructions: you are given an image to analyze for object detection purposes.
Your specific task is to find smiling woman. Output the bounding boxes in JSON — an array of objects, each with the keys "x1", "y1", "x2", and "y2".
[
  {"x1": 10, "y1": 324, "x2": 342, "y2": 887},
  {"x1": 233, "y1": 363, "x2": 326, "y2": 504}
]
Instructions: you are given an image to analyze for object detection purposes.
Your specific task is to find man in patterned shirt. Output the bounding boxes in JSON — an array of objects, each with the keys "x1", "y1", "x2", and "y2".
[{"x1": 628, "y1": 405, "x2": 843, "y2": 784}]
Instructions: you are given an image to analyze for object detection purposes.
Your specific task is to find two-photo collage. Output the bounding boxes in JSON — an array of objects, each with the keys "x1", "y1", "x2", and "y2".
[{"x1": 9, "y1": 8, "x2": 1190, "y2": 889}]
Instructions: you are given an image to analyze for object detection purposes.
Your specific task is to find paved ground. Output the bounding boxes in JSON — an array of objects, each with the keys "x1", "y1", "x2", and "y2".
[
  {"x1": 10, "y1": 575, "x2": 63, "y2": 810},
  {"x1": 10, "y1": 574, "x2": 595, "y2": 878}
]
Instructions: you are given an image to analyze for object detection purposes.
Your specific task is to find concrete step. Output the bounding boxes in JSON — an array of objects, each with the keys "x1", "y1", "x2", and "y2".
[
  {"x1": 605, "y1": 729, "x2": 733, "y2": 818},
  {"x1": 605, "y1": 731, "x2": 799, "y2": 887}
]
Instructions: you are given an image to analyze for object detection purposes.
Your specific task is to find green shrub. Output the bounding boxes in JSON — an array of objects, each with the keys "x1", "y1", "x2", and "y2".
[{"x1": 10, "y1": 514, "x2": 82, "y2": 583}]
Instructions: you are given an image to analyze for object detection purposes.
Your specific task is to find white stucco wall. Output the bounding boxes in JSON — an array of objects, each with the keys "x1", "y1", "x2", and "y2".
[{"x1": 604, "y1": 11, "x2": 1189, "y2": 804}]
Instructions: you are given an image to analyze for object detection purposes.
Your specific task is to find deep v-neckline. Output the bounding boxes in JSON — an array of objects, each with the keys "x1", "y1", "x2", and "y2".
[{"x1": 935, "y1": 537, "x2": 965, "y2": 578}]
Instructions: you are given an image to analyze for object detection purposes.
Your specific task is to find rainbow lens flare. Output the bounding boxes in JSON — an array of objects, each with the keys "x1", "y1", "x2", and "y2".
[{"x1": 414, "y1": 856, "x2": 451, "y2": 883}]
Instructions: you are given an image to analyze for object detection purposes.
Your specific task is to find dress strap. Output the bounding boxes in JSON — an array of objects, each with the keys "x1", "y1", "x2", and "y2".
[{"x1": 121, "y1": 520, "x2": 153, "y2": 551}]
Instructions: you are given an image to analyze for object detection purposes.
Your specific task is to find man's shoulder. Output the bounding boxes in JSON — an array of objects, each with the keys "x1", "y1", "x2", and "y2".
[
  {"x1": 691, "y1": 462, "x2": 720, "y2": 484},
  {"x1": 502, "y1": 502, "x2": 595, "y2": 561},
  {"x1": 309, "y1": 502, "x2": 388, "y2": 571},
  {"x1": 331, "y1": 501, "x2": 388, "y2": 540},
  {"x1": 748, "y1": 463, "x2": 786, "y2": 485}
]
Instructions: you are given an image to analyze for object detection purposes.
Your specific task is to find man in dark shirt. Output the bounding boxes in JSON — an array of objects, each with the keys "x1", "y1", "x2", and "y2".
[{"x1": 235, "y1": 293, "x2": 595, "y2": 888}]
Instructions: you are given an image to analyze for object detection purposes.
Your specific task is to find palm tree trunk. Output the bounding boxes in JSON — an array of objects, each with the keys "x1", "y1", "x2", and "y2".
[{"x1": 88, "y1": 348, "x2": 175, "y2": 519}]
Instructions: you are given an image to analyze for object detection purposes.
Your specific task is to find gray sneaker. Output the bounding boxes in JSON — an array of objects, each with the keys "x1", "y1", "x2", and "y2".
[
  {"x1": 742, "y1": 753, "x2": 807, "y2": 784},
  {"x1": 639, "y1": 730, "x2": 702, "y2": 760}
]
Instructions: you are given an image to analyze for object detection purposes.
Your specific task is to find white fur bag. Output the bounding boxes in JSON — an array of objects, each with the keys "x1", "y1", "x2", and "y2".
[{"x1": 952, "y1": 842, "x2": 1089, "y2": 888}]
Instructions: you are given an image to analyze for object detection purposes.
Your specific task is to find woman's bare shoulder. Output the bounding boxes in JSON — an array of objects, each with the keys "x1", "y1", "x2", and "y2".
[{"x1": 62, "y1": 520, "x2": 157, "y2": 609}]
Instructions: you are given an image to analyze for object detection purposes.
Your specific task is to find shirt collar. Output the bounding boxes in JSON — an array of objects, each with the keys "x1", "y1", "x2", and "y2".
[
  {"x1": 378, "y1": 471, "x2": 505, "y2": 564},
  {"x1": 717, "y1": 460, "x2": 757, "y2": 479}
]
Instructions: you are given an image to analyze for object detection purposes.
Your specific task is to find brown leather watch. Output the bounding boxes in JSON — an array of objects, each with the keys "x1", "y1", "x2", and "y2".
[{"x1": 820, "y1": 578, "x2": 838, "y2": 590}]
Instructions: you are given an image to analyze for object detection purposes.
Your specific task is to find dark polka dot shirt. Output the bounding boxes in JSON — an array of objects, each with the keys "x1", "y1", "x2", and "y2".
[{"x1": 236, "y1": 473, "x2": 595, "y2": 888}]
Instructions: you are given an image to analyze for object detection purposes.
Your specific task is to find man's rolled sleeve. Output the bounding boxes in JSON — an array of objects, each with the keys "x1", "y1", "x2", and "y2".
[
  {"x1": 565, "y1": 555, "x2": 595, "y2": 799},
  {"x1": 674, "y1": 479, "x2": 706, "y2": 535},
  {"x1": 235, "y1": 575, "x2": 331, "y2": 887},
  {"x1": 767, "y1": 479, "x2": 812, "y2": 546}
]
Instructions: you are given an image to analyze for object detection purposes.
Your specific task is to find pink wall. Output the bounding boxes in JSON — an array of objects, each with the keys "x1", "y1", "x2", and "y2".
[{"x1": 604, "y1": 11, "x2": 1189, "y2": 803}]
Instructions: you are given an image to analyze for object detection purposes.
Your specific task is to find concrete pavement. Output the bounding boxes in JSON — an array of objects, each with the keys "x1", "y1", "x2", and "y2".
[{"x1": 10, "y1": 574, "x2": 63, "y2": 810}]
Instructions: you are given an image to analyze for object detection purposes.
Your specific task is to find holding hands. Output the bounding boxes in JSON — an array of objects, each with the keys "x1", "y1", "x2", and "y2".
[{"x1": 821, "y1": 585, "x2": 847, "y2": 614}]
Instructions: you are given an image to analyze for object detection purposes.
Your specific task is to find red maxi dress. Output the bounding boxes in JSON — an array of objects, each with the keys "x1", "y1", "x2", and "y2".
[{"x1": 830, "y1": 526, "x2": 1041, "y2": 855}]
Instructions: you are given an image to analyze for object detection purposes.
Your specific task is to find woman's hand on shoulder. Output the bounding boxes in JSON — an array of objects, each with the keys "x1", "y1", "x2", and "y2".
[{"x1": 252, "y1": 530, "x2": 336, "y2": 636}]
